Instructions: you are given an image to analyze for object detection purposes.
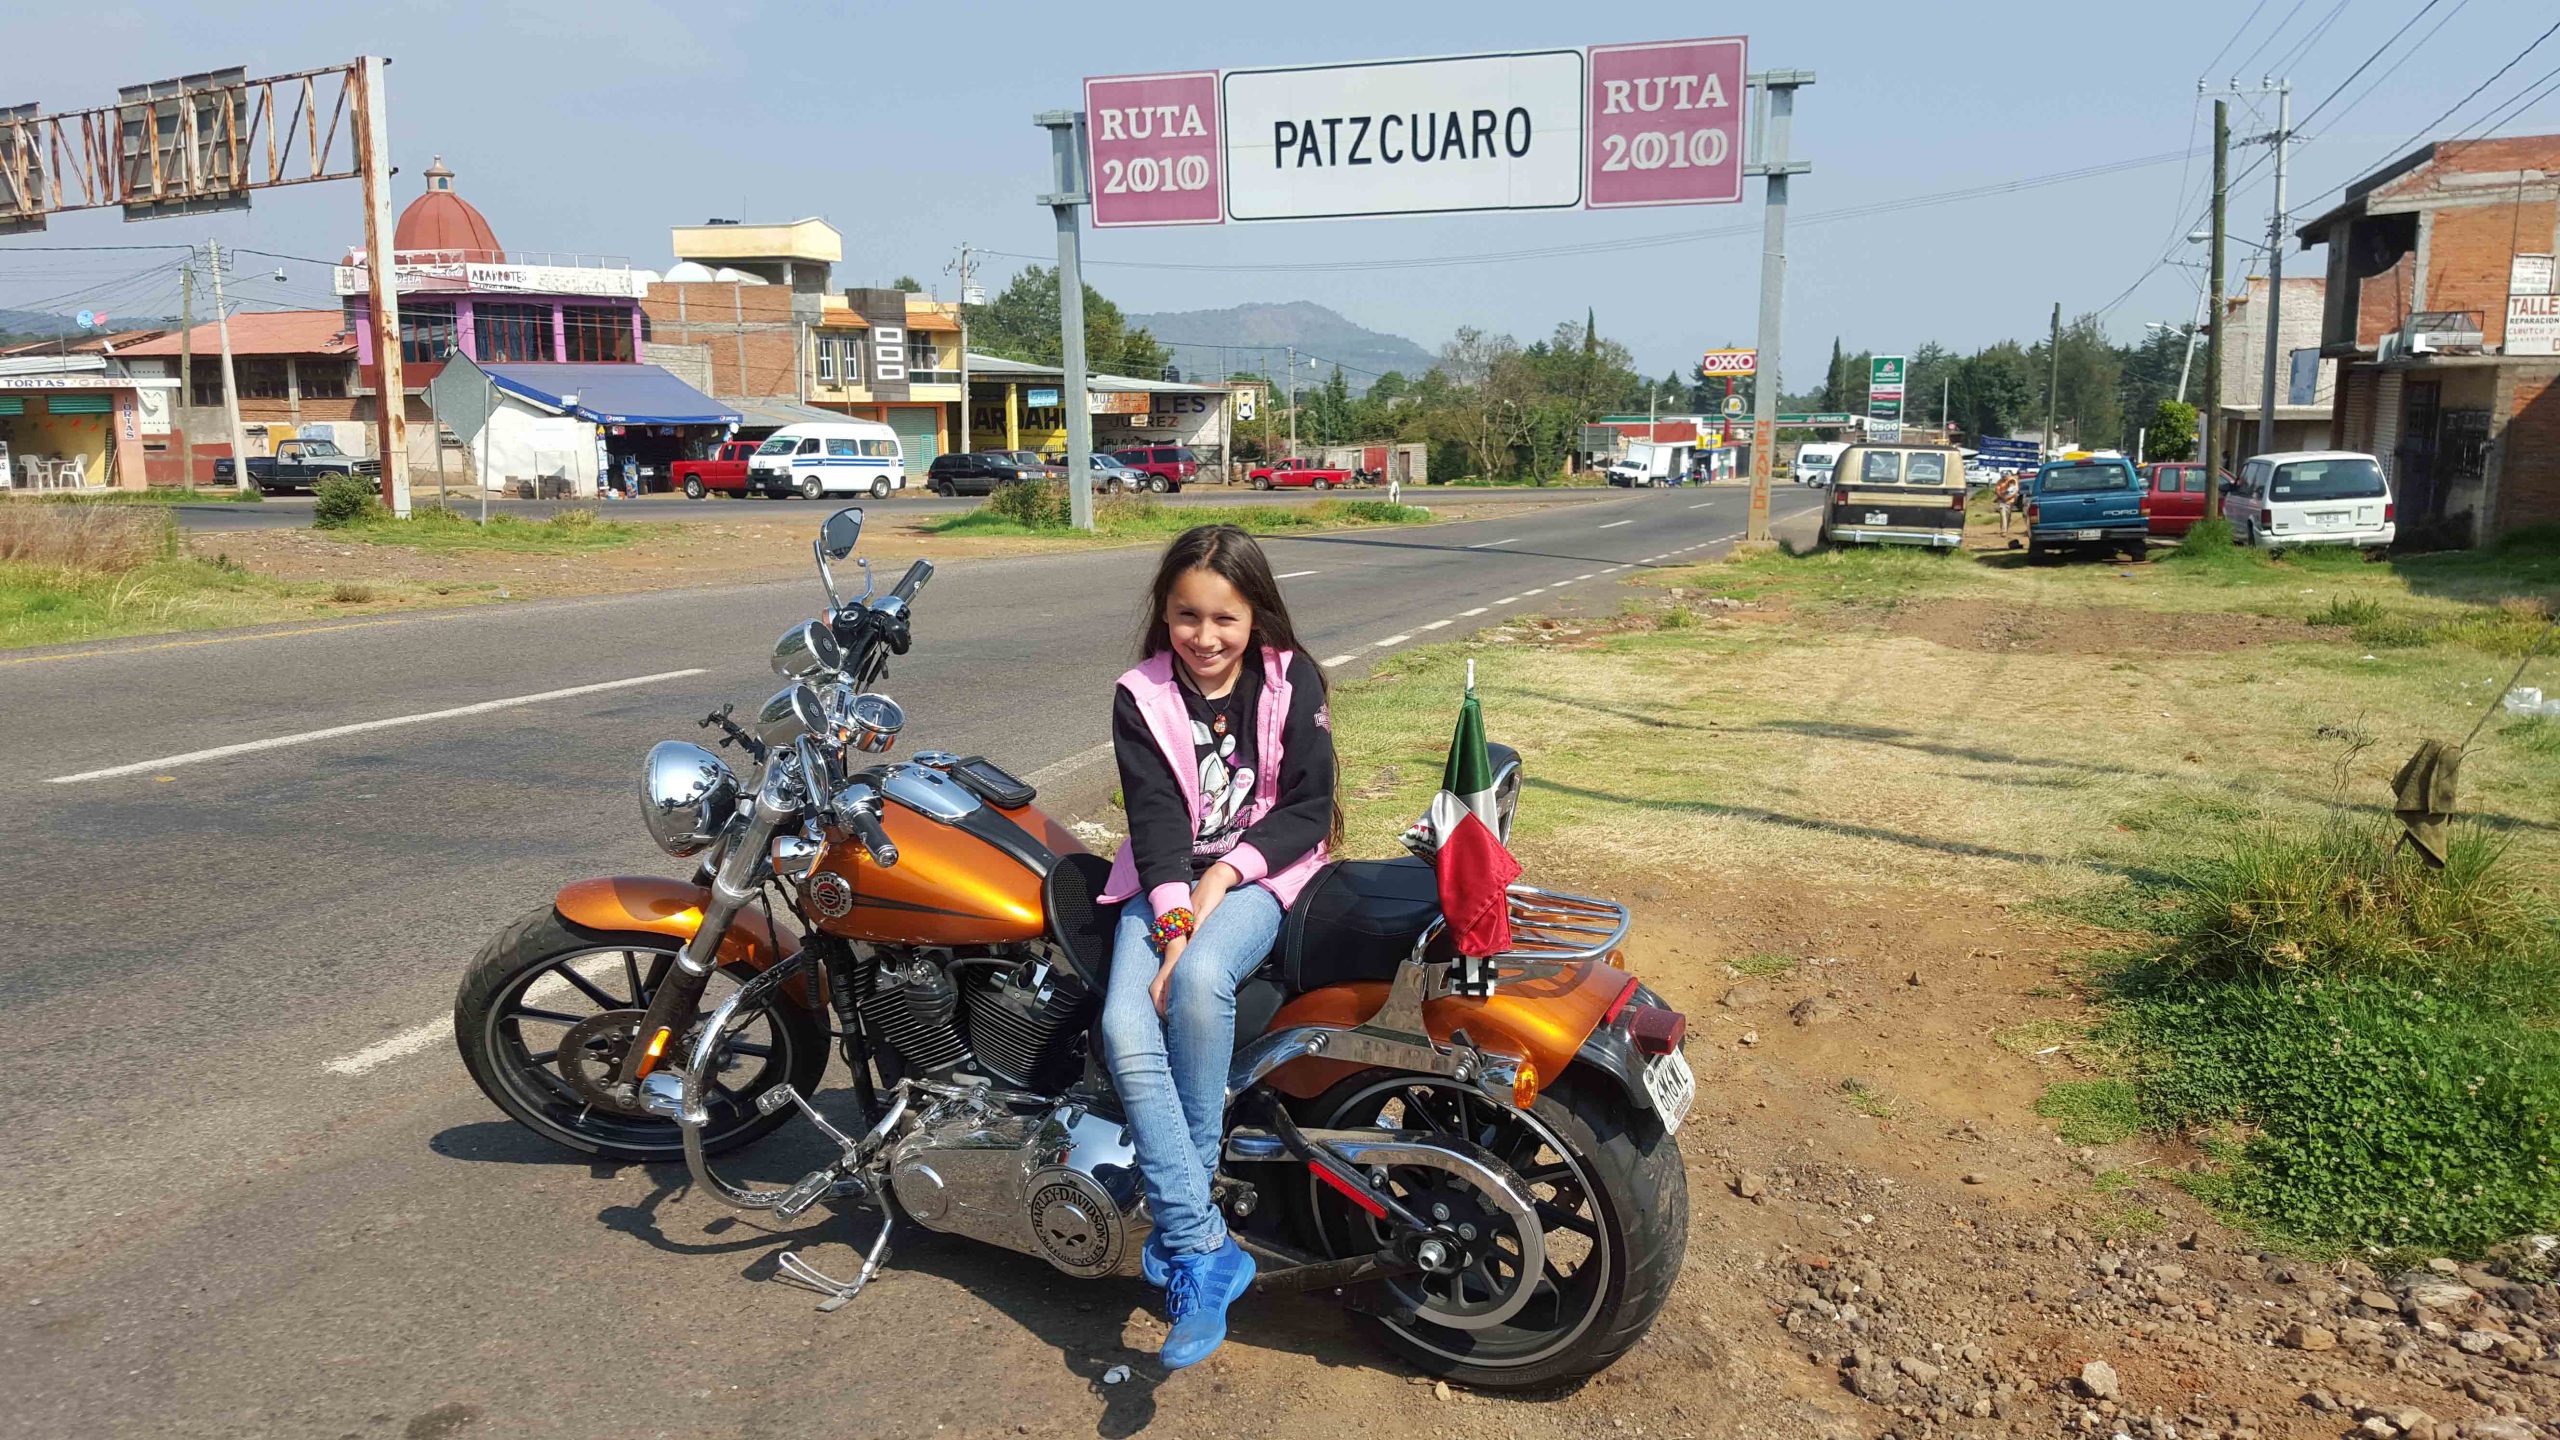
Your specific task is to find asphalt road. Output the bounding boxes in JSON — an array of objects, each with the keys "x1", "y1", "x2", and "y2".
[
  {"x1": 169, "y1": 482, "x2": 1640, "y2": 531},
  {"x1": 0, "y1": 484, "x2": 1822, "y2": 1438}
]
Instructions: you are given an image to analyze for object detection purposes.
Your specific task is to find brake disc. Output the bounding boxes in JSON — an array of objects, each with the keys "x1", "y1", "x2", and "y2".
[{"x1": 556, "y1": 1009, "x2": 652, "y2": 1116}]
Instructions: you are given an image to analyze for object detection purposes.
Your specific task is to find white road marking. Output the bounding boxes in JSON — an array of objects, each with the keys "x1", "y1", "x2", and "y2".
[
  {"x1": 1461, "y1": 607, "x2": 1488, "y2": 617},
  {"x1": 1522, "y1": 588, "x2": 1546, "y2": 596},
  {"x1": 1375, "y1": 633, "x2": 1412, "y2": 647},
  {"x1": 327, "y1": 956, "x2": 621, "y2": 1076},
  {"x1": 47, "y1": 669, "x2": 711, "y2": 785},
  {"x1": 1322, "y1": 655, "x2": 1356, "y2": 668},
  {"x1": 1466, "y1": 537, "x2": 1520, "y2": 549},
  {"x1": 1420, "y1": 620, "x2": 1452, "y2": 631},
  {"x1": 1497, "y1": 596, "x2": 1521, "y2": 605},
  {"x1": 1691, "y1": 502, "x2": 1713, "y2": 509},
  {"x1": 1275, "y1": 569, "x2": 1320, "y2": 579},
  {"x1": 1598, "y1": 519, "x2": 1634, "y2": 529},
  {"x1": 1027, "y1": 741, "x2": 1114, "y2": 785},
  {"x1": 1575, "y1": 572, "x2": 1598, "y2": 581}
]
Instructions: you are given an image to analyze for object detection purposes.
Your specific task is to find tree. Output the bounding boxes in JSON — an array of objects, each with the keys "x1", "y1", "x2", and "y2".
[
  {"x1": 891, "y1": 275, "x2": 923, "y2": 293},
  {"x1": 965, "y1": 264, "x2": 1170, "y2": 378},
  {"x1": 1954, "y1": 342, "x2": 2037, "y2": 438},
  {"x1": 1816, "y1": 337, "x2": 1846, "y2": 410},
  {"x1": 2146, "y1": 398, "x2": 2198, "y2": 462}
]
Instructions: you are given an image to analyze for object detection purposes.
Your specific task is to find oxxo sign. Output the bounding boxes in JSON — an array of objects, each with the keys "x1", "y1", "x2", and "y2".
[
  {"x1": 1086, "y1": 37, "x2": 1746, "y2": 228},
  {"x1": 1699, "y1": 348, "x2": 1756, "y2": 376}
]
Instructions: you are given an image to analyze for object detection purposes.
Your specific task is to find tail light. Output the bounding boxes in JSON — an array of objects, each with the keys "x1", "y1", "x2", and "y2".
[
  {"x1": 2028, "y1": 503, "x2": 2040, "y2": 525},
  {"x1": 2138, "y1": 495, "x2": 2151, "y2": 516},
  {"x1": 1950, "y1": 489, "x2": 1966, "y2": 508},
  {"x1": 1626, "y1": 1007, "x2": 1687, "y2": 1057},
  {"x1": 2384, "y1": 502, "x2": 2396, "y2": 522}
]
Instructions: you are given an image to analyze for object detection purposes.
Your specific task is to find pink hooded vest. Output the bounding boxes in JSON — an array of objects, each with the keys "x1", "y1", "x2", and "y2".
[{"x1": 1100, "y1": 645, "x2": 1331, "y2": 920}]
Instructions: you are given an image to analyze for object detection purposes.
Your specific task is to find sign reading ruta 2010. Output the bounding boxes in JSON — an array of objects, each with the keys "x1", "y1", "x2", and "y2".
[{"x1": 1085, "y1": 38, "x2": 1747, "y2": 228}]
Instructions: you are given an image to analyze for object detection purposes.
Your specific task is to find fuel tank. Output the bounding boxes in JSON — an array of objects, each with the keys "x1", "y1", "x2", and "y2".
[{"x1": 809, "y1": 765, "x2": 1086, "y2": 946}]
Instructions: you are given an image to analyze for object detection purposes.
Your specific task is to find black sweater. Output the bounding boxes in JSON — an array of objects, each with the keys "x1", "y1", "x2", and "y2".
[{"x1": 1113, "y1": 650, "x2": 1335, "y2": 902}]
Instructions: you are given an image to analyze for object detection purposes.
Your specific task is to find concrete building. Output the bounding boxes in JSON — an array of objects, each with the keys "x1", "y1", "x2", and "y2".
[
  {"x1": 2296, "y1": 134, "x2": 2560, "y2": 544},
  {"x1": 964, "y1": 353, "x2": 1237, "y2": 466},
  {"x1": 119, "y1": 312, "x2": 363, "y2": 483},
  {"x1": 2212, "y1": 274, "x2": 2335, "y2": 465}
]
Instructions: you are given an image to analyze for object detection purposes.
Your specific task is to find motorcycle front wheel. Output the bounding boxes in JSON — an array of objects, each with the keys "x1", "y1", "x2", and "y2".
[
  {"x1": 453, "y1": 906, "x2": 828, "y2": 1162},
  {"x1": 1295, "y1": 1070, "x2": 1687, "y2": 1392}
]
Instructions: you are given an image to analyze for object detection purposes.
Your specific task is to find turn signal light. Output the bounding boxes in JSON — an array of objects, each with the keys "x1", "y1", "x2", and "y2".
[
  {"x1": 635, "y1": 1025, "x2": 672, "y2": 1078},
  {"x1": 1512, "y1": 1059, "x2": 1542, "y2": 1110}
]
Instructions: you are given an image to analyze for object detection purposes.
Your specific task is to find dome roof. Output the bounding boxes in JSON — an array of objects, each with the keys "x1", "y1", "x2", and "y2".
[
  {"x1": 393, "y1": 156, "x2": 503, "y2": 263},
  {"x1": 663, "y1": 260, "x2": 717, "y2": 282}
]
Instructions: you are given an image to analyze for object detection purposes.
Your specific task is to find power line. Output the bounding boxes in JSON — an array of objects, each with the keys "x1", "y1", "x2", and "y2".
[
  {"x1": 2204, "y1": 0, "x2": 2279, "y2": 76},
  {"x1": 2300, "y1": 0, "x2": 2446, "y2": 127},
  {"x1": 2271, "y1": 0, "x2": 2354, "y2": 77},
  {"x1": 2293, "y1": 14, "x2": 2560, "y2": 213},
  {"x1": 2233, "y1": 0, "x2": 2317, "y2": 77},
  {"x1": 2323, "y1": 0, "x2": 2473, "y2": 130}
]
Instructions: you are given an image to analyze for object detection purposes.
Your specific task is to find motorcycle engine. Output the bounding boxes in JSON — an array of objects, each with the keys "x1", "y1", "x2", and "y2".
[
  {"x1": 885, "y1": 1088, "x2": 1149, "y2": 1280},
  {"x1": 857, "y1": 948, "x2": 1092, "y2": 1092}
]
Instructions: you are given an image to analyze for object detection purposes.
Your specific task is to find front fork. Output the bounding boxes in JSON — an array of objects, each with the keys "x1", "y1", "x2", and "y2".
[{"x1": 612, "y1": 784, "x2": 795, "y2": 1088}]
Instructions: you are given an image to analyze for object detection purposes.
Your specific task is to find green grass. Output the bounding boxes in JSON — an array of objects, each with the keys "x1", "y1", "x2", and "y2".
[
  {"x1": 0, "y1": 555, "x2": 464, "y2": 648},
  {"x1": 2092, "y1": 820, "x2": 2560, "y2": 1255},
  {"x1": 1668, "y1": 540, "x2": 1977, "y2": 607},
  {"x1": 340, "y1": 504, "x2": 641, "y2": 553},
  {"x1": 1839, "y1": 1077, "x2": 1895, "y2": 1119},
  {"x1": 1728, "y1": 952, "x2": 1801, "y2": 978},
  {"x1": 2035, "y1": 1079, "x2": 2143, "y2": 1145},
  {"x1": 2306, "y1": 595, "x2": 2386, "y2": 628},
  {"x1": 27, "y1": 485, "x2": 261, "y2": 505},
  {"x1": 922, "y1": 493, "x2": 1434, "y2": 540}
]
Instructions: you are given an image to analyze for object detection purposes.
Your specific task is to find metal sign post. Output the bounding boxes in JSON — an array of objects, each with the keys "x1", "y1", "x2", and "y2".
[
  {"x1": 1035, "y1": 111, "x2": 1095, "y2": 532},
  {"x1": 1742, "y1": 70, "x2": 1813, "y2": 544}
]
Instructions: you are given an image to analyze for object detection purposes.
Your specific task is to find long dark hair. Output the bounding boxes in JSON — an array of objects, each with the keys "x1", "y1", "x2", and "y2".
[{"x1": 1138, "y1": 524, "x2": 1342, "y2": 848}]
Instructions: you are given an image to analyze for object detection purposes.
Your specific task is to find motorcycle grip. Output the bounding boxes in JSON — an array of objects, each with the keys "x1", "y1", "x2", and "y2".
[{"x1": 848, "y1": 808, "x2": 898, "y2": 868}]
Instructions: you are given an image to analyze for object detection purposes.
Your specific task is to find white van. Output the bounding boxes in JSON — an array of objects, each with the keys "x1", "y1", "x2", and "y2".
[
  {"x1": 745, "y1": 420, "x2": 907, "y2": 500},
  {"x1": 1793, "y1": 441, "x2": 1847, "y2": 487},
  {"x1": 2222, "y1": 450, "x2": 2395, "y2": 551}
]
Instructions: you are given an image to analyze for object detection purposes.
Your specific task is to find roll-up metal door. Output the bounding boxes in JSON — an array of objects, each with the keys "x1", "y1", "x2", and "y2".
[{"x1": 887, "y1": 407, "x2": 939, "y2": 477}]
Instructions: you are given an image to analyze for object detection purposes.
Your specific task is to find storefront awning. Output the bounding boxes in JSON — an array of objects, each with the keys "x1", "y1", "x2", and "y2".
[
  {"x1": 481, "y1": 363, "x2": 742, "y2": 426},
  {"x1": 727, "y1": 397, "x2": 857, "y2": 433}
]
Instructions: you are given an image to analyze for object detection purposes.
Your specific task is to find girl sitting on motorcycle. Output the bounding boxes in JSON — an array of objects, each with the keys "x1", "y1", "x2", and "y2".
[{"x1": 1099, "y1": 523, "x2": 1339, "y2": 1369}]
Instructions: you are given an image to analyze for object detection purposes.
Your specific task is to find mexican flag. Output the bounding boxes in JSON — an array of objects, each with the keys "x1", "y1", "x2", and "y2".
[{"x1": 1404, "y1": 665, "x2": 1521, "y2": 958}]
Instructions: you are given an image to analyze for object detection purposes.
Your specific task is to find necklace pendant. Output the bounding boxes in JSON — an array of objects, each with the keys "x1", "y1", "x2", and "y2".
[{"x1": 1212, "y1": 711, "x2": 1228, "y2": 737}]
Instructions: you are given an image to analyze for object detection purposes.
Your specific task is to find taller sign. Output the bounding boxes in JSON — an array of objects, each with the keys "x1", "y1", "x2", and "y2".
[{"x1": 1088, "y1": 37, "x2": 1747, "y2": 229}]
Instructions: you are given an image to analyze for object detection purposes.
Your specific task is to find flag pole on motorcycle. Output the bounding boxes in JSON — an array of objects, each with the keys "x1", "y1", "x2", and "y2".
[{"x1": 1404, "y1": 660, "x2": 1521, "y2": 990}]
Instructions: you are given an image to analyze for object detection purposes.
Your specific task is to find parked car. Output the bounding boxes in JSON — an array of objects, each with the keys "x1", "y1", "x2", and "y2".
[
  {"x1": 673, "y1": 439, "x2": 759, "y2": 499},
  {"x1": 925, "y1": 450, "x2": 1057, "y2": 497},
  {"x1": 1110, "y1": 446, "x2": 1197, "y2": 492},
  {"x1": 986, "y1": 449, "x2": 1066, "y2": 480},
  {"x1": 211, "y1": 437, "x2": 380, "y2": 494},
  {"x1": 1819, "y1": 441, "x2": 1969, "y2": 549},
  {"x1": 2024, "y1": 455, "x2": 2148, "y2": 562},
  {"x1": 2222, "y1": 451, "x2": 2395, "y2": 552},
  {"x1": 745, "y1": 421, "x2": 906, "y2": 500},
  {"x1": 1792, "y1": 441, "x2": 1846, "y2": 487},
  {"x1": 1250, "y1": 456, "x2": 1353, "y2": 490},
  {"x1": 2139, "y1": 461, "x2": 2232, "y2": 537},
  {"x1": 1607, "y1": 440, "x2": 1694, "y2": 488},
  {"x1": 1088, "y1": 452, "x2": 1149, "y2": 492}
]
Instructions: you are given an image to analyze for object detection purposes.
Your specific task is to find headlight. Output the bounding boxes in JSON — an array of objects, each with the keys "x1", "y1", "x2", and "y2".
[{"x1": 640, "y1": 741, "x2": 739, "y2": 857}]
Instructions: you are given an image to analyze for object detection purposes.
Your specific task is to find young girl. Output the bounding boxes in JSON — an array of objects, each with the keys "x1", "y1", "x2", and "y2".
[{"x1": 1098, "y1": 523, "x2": 1337, "y2": 1370}]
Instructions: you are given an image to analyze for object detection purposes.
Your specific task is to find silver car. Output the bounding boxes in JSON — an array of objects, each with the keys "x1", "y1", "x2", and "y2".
[{"x1": 1089, "y1": 453, "x2": 1149, "y2": 493}]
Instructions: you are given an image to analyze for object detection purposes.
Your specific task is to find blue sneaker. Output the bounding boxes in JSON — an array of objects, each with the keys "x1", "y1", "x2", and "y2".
[
  {"x1": 1159, "y1": 1235, "x2": 1256, "y2": 1370},
  {"x1": 1140, "y1": 1228, "x2": 1172, "y2": 1287}
]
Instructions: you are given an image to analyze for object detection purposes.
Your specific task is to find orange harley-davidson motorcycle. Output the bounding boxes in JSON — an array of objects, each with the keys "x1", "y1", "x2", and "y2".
[{"x1": 453, "y1": 508, "x2": 1695, "y2": 1389}]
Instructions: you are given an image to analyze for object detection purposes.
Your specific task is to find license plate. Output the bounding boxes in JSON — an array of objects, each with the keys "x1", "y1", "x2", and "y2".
[
  {"x1": 1643, "y1": 1049, "x2": 1695, "y2": 1134},
  {"x1": 2072, "y1": 528, "x2": 2102, "y2": 541},
  {"x1": 2314, "y1": 511, "x2": 2344, "y2": 527},
  {"x1": 1865, "y1": 511, "x2": 1889, "y2": 525}
]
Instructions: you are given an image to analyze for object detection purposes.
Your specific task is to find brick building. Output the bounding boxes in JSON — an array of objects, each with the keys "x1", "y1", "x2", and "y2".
[
  {"x1": 2296, "y1": 134, "x2": 2560, "y2": 544},
  {"x1": 2213, "y1": 275, "x2": 2334, "y2": 464},
  {"x1": 119, "y1": 312, "x2": 361, "y2": 483}
]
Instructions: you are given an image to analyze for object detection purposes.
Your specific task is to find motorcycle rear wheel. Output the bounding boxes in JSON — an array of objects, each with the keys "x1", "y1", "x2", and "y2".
[
  {"x1": 1294, "y1": 1071, "x2": 1686, "y2": 1391},
  {"x1": 454, "y1": 906, "x2": 828, "y2": 1162}
]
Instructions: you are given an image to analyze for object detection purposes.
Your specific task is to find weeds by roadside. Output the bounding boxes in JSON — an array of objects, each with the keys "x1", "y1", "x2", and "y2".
[
  {"x1": 26, "y1": 485, "x2": 260, "y2": 505},
  {"x1": 325, "y1": 502, "x2": 640, "y2": 554},
  {"x1": 925, "y1": 484, "x2": 1432, "y2": 540}
]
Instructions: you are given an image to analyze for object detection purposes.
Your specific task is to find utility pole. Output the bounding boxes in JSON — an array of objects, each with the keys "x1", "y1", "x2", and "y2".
[
  {"x1": 2043, "y1": 301, "x2": 2061, "y2": 456},
  {"x1": 2204, "y1": 98, "x2": 2229, "y2": 515},
  {"x1": 1035, "y1": 111, "x2": 1094, "y2": 531},
  {"x1": 176, "y1": 254, "x2": 195, "y2": 488},
  {"x1": 208, "y1": 240, "x2": 252, "y2": 495},
  {"x1": 952, "y1": 242, "x2": 977, "y2": 454},
  {"x1": 2256, "y1": 81, "x2": 2293, "y2": 460},
  {"x1": 352, "y1": 54, "x2": 411, "y2": 517},
  {"x1": 1286, "y1": 345, "x2": 1298, "y2": 459},
  {"x1": 1743, "y1": 69, "x2": 1814, "y2": 544}
]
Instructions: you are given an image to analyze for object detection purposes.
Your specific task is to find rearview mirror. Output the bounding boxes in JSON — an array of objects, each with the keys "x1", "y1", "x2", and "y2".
[{"x1": 820, "y1": 507, "x2": 864, "y2": 560}]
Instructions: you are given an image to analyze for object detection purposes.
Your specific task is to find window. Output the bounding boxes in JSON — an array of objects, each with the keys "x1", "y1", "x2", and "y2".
[
  {"x1": 756, "y1": 435, "x2": 798, "y2": 456},
  {"x1": 2270, "y1": 457, "x2": 2387, "y2": 501},
  {"x1": 235, "y1": 358, "x2": 291, "y2": 400},
  {"x1": 475, "y1": 303, "x2": 554, "y2": 363},
  {"x1": 2183, "y1": 471, "x2": 2210, "y2": 493},
  {"x1": 563, "y1": 306, "x2": 632, "y2": 363},
  {"x1": 2041, "y1": 462, "x2": 2133, "y2": 494},
  {"x1": 1903, "y1": 451, "x2": 1948, "y2": 485},
  {"x1": 1857, "y1": 450, "x2": 1903, "y2": 484},
  {"x1": 797, "y1": 438, "x2": 820, "y2": 454},
  {"x1": 815, "y1": 336, "x2": 836, "y2": 383},
  {"x1": 860, "y1": 439, "x2": 898, "y2": 458},
  {"x1": 907, "y1": 337, "x2": 939, "y2": 374},
  {"x1": 400, "y1": 301, "x2": 457, "y2": 364},
  {"x1": 840, "y1": 336, "x2": 861, "y2": 385},
  {"x1": 299, "y1": 360, "x2": 350, "y2": 400},
  {"x1": 827, "y1": 437, "x2": 857, "y2": 457},
  {"x1": 190, "y1": 370, "x2": 224, "y2": 408}
]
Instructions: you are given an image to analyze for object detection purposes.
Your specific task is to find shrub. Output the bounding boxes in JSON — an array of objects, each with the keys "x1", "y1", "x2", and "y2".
[
  {"x1": 2349, "y1": 615, "x2": 2435, "y2": 649},
  {"x1": 2305, "y1": 596, "x2": 2385, "y2": 628},
  {"x1": 329, "y1": 582, "x2": 375, "y2": 604},
  {"x1": 312, "y1": 474, "x2": 385, "y2": 529},
  {"x1": 0, "y1": 504, "x2": 172, "y2": 571},
  {"x1": 985, "y1": 480, "x2": 1071, "y2": 530},
  {"x1": 2434, "y1": 597, "x2": 2554, "y2": 657},
  {"x1": 2175, "y1": 515, "x2": 2237, "y2": 554}
]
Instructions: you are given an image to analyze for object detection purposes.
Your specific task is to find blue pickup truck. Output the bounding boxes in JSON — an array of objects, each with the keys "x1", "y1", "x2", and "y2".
[{"x1": 2025, "y1": 456, "x2": 2148, "y2": 562}]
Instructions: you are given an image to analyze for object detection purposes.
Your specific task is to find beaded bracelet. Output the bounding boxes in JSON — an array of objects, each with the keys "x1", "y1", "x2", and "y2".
[{"x1": 1147, "y1": 907, "x2": 1197, "y2": 957}]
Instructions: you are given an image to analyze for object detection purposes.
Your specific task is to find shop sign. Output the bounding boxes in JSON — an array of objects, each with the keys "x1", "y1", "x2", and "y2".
[
  {"x1": 1700, "y1": 347, "x2": 1755, "y2": 375},
  {"x1": 1867, "y1": 355, "x2": 1905, "y2": 442},
  {"x1": 332, "y1": 261, "x2": 646, "y2": 298},
  {"x1": 1233, "y1": 387, "x2": 1258, "y2": 421},
  {"x1": 0, "y1": 375, "x2": 177, "y2": 391},
  {"x1": 2508, "y1": 293, "x2": 2560, "y2": 357},
  {"x1": 1027, "y1": 387, "x2": 1061, "y2": 408},
  {"x1": 2511, "y1": 253, "x2": 2553, "y2": 298},
  {"x1": 1090, "y1": 391, "x2": 1153, "y2": 416},
  {"x1": 1096, "y1": 36, "x2": 1745, "y2": 226}
]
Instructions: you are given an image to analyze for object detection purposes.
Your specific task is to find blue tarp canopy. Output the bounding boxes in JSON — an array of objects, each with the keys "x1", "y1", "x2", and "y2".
[{"x1": 480, "y1": 363, "x2": 742, "y2": 427}]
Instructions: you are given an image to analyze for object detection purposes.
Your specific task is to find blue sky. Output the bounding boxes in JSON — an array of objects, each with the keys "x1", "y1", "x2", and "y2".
[{"x1": 4, "y1": 0, "x2": 2555, "y2": 391}]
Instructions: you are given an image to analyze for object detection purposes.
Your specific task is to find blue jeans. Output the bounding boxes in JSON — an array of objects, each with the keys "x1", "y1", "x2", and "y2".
[{"x1": 1099, "y1": 884, "x2": 1284, "y2": 1258}]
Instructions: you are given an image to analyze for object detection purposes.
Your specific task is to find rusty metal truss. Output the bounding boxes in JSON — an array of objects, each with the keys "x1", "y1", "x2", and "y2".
[{"x1": 0, "y1": 63, "x2": 365, "y2": 234}]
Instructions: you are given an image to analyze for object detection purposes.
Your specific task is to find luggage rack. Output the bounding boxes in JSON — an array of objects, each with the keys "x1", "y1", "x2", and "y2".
[{"x1": 1497, "y1": 883, "x2": 1632, "y2": 963}]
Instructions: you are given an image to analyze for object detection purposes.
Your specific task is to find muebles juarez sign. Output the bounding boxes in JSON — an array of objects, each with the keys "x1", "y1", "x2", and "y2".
[{"x1": 1087, "y1": 37, "x2": 1746, "y2": 228}]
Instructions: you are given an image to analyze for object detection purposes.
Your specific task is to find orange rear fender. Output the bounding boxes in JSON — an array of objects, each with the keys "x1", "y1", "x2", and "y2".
[
  {"x1": 1257, "y1": 956, "x2": 1633, "y2": 1100},
  {"x1": 551, "y1": 876, "x2": 815, "y2": 1008}
]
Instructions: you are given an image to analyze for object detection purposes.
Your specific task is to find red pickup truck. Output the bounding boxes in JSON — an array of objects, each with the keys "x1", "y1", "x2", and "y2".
[
  {"x1": 674, "y1": 440, "x2": 759, "y2": 498},
  {"x1": 2140, "y1": 461, "x2": 2233, "y2": 537},
  {"x1": 1249, "y1": 456, "x2": 1352, "y2": 491}
]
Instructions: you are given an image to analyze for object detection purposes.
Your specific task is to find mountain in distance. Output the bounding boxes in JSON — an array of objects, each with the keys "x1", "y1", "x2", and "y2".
[
  {"x1": 0, "y1": 307, "x2": 181, "y2": 345},
  {"x1": 1126, "y1": 301, "x2": 1436, "y2": 393}
]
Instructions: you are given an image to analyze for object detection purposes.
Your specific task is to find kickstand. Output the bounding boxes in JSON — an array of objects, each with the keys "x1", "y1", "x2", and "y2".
[{"x1": 775, "y1": 1217, "x2": 895, "y2": 1313}]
